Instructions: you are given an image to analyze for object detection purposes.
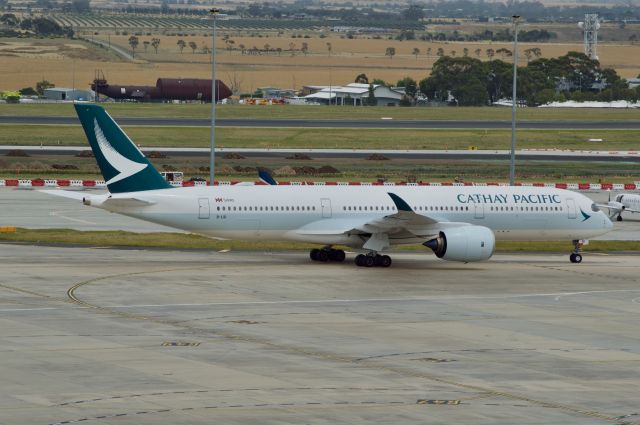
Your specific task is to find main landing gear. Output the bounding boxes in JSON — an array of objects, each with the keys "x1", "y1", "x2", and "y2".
[
  {"x1": 617, "y1": 214, "x2": 623, "y2": 222},
  {"x1": 355, "y1": 253, "x2": 392, "y2": 268},
  {"x1": 310, "y1": 247, "x2": 346, "y2": 263},
  {"x1": 569, "y1": 239, "x2": 583, "y2": 263}
]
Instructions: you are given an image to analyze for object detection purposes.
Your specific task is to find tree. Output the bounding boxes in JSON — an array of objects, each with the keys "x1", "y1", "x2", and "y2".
[
  {"x1": 524, "y1": 48, "x2": 534, "y2": 63},
  {"x1": 143, "y1": 40, "x2": 150, "y2": 53},
  {"x1": 372, "y1": 78, "x2": 387, "y2": 86},
  {"x1": 188, "y1": 41, "x2": 197, "y2": 54},
  {"x1": 436, "y1": 47, "x2": 444, "y2": 57},
  {"x1": 0, "y1": 13, "x2": 18, "y2": 26},
  {"x1": 289, "y1": 42, "x2": 296, "y2": 56},
  {"x1": 177, "y1": 39, "x2": 186, "y2": 53},
  {"x1": 450, "y1": 50, "x2": 456, "y2": 57},
  {"x1": 239, "y1": 43, "x2": 246, "y2": 55},
  {"x1": 263, "y1": 43, "x2": 270, "y2": 54},
  {"x1": 326, "y1": 42, "x2": 332, "y2": 57},
  {"x1": 474, "y1": 48, "x2": 482, "y2": 58},
  {"x1": 396, "y1": 76, "x2": 417, "y2": 98},
  {"x1": 486, "y1": 48, "x2": 495, "y2": 61},
  {"x1": 385, "y1": 47, "x2": 396, "y2": 59},
  {"x1": 128, "y1": 36, "x2": 139, "y2": 58},
  {"x1": 426, "y1": 47, "x2": 432, "y2": 57},
  {"x1": 496, "y1": 48, "x2": 512, "y2": 59},
  {"x1": 452, "y1": 78, "x2": 489, "y2": 106},
  {"x1": 412, "y1": 47, "x2": 420, "y2": 60},
  {"x1": 151, "y1": 38, "x2": 160, "y2": 54},
  {"x1": 36, "y1": 80, "x2": 54, "y2": 95},
  {"x1": 355, "y1": 73, "x2": 368, "y2": 84},
  {"x1": 419, "y1": 56, "x2": 488, "y2": 104},
  {"x1": 71, "y1": 0, "x2": 90, "y2": 13},
  {"x1": 19, "y1": 87, "x2": 37, "y2": 96},
  {"x1": 301, "y1": 42, "x2": 309, "y2": 56},
  {"x1": 402, "y1": 4, "x2": 424, "y2": 21},
  {"x1": 463, "y1": 47, "x2": 469, "y2": 57}
]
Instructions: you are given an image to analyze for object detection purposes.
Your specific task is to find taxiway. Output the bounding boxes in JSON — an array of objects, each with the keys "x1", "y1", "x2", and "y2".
[{"x1": 1, "y1": 244, "x2": 639, "y2": 425}]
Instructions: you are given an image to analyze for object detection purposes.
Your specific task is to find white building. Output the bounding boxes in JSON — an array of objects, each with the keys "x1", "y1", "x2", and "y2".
[
  {"x1": 304, "y1": 83, "x2": 404, "y2": 106},
  {"x1": 43, "y1": 88, "x2": 94, "y2": 102}
]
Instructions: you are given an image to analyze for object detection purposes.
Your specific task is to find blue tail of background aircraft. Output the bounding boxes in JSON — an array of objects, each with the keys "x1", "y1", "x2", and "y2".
[{"x1": 74, "y1": 104, "x2": 171, "y2": 193}]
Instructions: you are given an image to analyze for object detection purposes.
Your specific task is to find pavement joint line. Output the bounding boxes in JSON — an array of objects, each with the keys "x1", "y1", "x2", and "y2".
[{"x1": 63, "y1": 267, "x2": 640, "y2": 425}]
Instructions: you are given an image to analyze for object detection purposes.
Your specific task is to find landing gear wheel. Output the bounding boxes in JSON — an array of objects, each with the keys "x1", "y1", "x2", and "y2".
[
  {"x1": 570, "y1": 253, "x2": 582, "y2": 263},
  {"x1": 379, "y1": 255, "x2": 392, "y2": 268},
  {"x1": 310, "y1": 249, "x2": 320, "y2": 261},
  {"x1": 617, "y1": 215, "x2": 623, "y2": 222},
  {"x1": 363, "y1": 255, "x2": 375, "y2": 267},
  {"x1": 330, "y1": 249, "x2": 346, "y2": 262},
  {"x1": 355, "y1": 254, "x2": 365, "y2": 267},
  {"x1": 316, "y1": 249, "x2": 329, "y2": 262}
]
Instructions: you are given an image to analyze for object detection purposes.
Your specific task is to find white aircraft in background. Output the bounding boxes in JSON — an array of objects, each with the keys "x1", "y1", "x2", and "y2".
[
  {"x1": 45, "y1": 104, "x2": 613, "y2": 266},
  {"x1": 597, "y1": 193, "x2": 640, "y2": 221}
]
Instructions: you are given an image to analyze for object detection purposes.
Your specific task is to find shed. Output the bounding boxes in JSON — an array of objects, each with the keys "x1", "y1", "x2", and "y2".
[
  {"x1": 43, "y1": 88, "x2": 93, "y2": 101},
  {"x1": 304, "y1": 83, "x2": 403, "y2": 106}
]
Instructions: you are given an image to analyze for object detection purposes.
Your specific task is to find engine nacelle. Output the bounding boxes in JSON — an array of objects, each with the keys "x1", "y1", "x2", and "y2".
[
  {"x1": 607, "y1": 201, "x2": 624, "y2": 212},
  {"x1": 423, "y1": 226, "x2": 495, "y2": 262}
]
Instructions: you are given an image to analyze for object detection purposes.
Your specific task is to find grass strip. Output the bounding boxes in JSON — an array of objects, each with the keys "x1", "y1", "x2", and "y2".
[
  {"x1": 2, "y1": 103, "x2": 640, "y2": 121},
  {"x1": 1, "y1": 228, "x2": 638, "y2": 252},
  {"x1": 1, "y1": 125, "x2": 639, "y2": 150}
]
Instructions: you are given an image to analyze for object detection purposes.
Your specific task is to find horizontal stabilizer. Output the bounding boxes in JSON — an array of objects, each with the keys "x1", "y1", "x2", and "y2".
[{"x1": 39, "y1": 189, "x2": 86, "y2": 201}]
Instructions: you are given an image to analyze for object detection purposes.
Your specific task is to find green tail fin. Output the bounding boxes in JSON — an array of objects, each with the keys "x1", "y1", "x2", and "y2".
[{"x1": 74, "y1": 104, "x2": 171, "y2": 193}]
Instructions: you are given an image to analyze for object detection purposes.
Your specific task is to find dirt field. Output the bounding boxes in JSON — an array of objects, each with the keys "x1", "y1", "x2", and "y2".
[{"x1": 1, "y1": 32, "x2": 639, "y2": 92}]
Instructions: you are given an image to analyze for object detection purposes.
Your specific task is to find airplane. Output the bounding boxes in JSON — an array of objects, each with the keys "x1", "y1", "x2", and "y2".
[
  {"x1": 597, "y1": 192, "x2": 640, "y2": 222},
  {"x1": 45, "y1": 104, "x2": 613, "y2": 266}
]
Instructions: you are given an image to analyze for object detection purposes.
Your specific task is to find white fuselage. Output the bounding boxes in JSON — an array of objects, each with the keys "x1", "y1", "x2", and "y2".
[
  {"x1": 616, "y1": 193, "x2": 640, "y2": 213},
  {"x1": 88, "y1": 185, "x2": 613, "y2": 248}
]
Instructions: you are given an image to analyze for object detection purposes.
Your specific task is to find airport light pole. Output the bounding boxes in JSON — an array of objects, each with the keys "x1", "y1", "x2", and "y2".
[
  {"x1": 209, "y1": 8, "x2": 220, "y2": 185},
  {"x1": 509, "y1": 15, "x2": 520, "y2": 186}
]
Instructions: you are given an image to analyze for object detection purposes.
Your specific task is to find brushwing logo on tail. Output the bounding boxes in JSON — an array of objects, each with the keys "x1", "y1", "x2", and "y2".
[{"x1": 94, "y1": 118, "x2": 147, "y2": 185}]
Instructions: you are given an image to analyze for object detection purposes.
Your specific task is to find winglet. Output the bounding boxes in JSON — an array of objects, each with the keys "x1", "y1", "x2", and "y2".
[
  {"x1": 258, "y1": 168, "x2": 278, "y2": 185},
  {"x1": 387, "y1": 192, "x2": 413, "y2": 212}
]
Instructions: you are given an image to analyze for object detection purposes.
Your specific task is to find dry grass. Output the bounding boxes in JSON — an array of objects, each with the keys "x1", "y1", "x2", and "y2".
[{"x1": 2, "y1": 32, "x2": 640, "y2": 91}]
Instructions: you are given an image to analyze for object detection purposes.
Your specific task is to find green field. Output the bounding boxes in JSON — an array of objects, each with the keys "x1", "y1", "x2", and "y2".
[
  {"x1": 1, "y1": 125, "x2": 638, "y2": 150},
  {"x1": 2, "y1": 103, "x2": 640, "y2": 121},
  {"x1": 1, "y1": 228, "x2": 639, "y2": 252}
]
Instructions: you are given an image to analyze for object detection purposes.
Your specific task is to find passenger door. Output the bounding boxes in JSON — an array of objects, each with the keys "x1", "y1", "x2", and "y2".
[
  {"x1": 321, "y1": 198, "x2": 332, "y2": 218},
  {"x1": 198, "y1": 198, "x2": 210, "y2": 219}
]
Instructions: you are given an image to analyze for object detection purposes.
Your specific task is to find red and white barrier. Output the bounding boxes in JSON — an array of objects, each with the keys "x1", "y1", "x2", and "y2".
[{"x1": 1, "y1": 178, "x2": 638, "y2": 191}]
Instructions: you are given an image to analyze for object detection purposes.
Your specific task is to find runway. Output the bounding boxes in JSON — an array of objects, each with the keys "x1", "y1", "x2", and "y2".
[
  {"x1": 1, "y1": 244, "x2": 640, "y2": 425},
  {"x1": 4, "y1": 145, "x2": 640, "y2": 162},
  {"x1": 2, "y1": 115, "x2": 640, "y2": 129},
  {"x1": 1, "y1": 188, "x2": 639, "y2": 239}
]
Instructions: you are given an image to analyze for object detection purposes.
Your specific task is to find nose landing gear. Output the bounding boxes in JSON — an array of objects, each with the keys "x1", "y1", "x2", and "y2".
[{"x1": 569, "y1": 240, "x2": 583, "y2": 263}]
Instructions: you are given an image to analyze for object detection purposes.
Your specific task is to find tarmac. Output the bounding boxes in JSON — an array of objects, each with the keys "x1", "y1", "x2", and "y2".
[{"x1": 1, "y1": 244, "x2": 639, "y2": 425}]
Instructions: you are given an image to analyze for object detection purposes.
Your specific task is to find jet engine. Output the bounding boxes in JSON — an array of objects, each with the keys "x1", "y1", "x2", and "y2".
[{"x1": 423, "y1": 226, "x2": 495, "y2": 262}]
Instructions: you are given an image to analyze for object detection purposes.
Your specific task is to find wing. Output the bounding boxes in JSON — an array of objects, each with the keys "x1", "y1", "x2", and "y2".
[{"x1": 296, "y1": 192, "x2": 471, "y2": 251}]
